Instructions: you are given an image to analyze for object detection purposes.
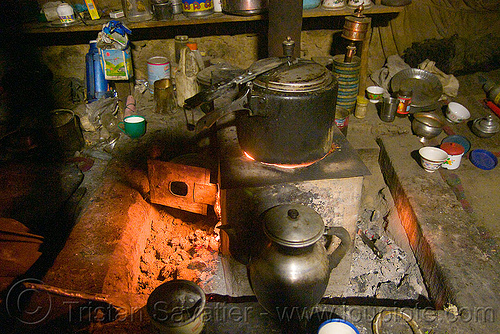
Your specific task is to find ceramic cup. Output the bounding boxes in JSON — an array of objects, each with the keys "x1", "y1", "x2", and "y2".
[
  {"x1": 446, "y1": 102, "x2": 470, "y2": 123},
  {"x1": 318, "y1": 319, "x2": 360, "y2": 334},
  {"x1": 440, "y1": 142, "x2": 465, "y2": 170},
  {"x1": 118, "y1": 115, "x2": 146, "y2": 138},
  {"x1": 323, "y1": 0, "x2": 346, "y2": 10},
  {"x1": 418, "y1": 146, "x2": 448, "y2": 173},
  {"x1": 348, "y1": 0, "x2": 372, "y2": 8},
  {"x1": 366, "y1": 86, "x2": 384, "y2": 103}
]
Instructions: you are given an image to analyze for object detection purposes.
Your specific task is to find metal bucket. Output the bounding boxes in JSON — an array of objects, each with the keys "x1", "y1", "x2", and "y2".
[{"x1": 50, "y1": 109, "x2": 84, "y2": 154}]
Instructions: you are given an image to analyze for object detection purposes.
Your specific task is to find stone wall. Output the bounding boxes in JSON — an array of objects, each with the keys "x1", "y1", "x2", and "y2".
[{"x1": 40, "y1": 30, "x2": 339, "y2": 82}]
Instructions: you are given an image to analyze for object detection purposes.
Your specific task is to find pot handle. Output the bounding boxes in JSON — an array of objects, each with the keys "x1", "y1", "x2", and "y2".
[
  {"x1": 194, "y1": 88, "x2": 250, "y2": 133},
  {"x1": 325, "y1": 226, "x2": 351, "y2": 271}
]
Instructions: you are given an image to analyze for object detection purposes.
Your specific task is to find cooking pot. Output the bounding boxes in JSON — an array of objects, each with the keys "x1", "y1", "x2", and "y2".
[
  {"x1": 222, "y1": 0, "x2": 268, "y2": 15},
  {"x1": 186, "y1": 38, "x2": 339, "y2": 165}
]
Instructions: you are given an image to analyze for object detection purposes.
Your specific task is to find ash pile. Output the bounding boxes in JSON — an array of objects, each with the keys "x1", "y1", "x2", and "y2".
[{"x1": 345, "y1": 203, "x2": 428, "y2": 301}]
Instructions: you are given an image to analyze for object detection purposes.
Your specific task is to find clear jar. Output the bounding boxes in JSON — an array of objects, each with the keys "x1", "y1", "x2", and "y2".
[{"x1": 121, "y1": 0, "x2": 153, "y2": 22}]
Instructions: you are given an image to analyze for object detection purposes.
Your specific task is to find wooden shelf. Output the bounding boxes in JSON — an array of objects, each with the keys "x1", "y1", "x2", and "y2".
[{"x1": 23, "y1": 5, "x2": 404, "y2": 34}]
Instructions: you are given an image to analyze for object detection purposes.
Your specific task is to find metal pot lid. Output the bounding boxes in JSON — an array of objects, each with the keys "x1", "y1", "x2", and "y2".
[
  {"x1": 473, "y1": 115, "x2": 499, "y2": 134},
  {"x1": 261, "y1": 204, "x2": 325, "y2": 247},
  {"x1": 253, "y1": 60, "x2": 333, "y2": 93}
]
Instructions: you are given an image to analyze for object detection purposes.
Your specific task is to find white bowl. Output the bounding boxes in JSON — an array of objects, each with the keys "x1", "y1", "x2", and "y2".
[
  {"x1": 318, "y1": 319, "x2": 359, "y2": 334},
  {"x1": 446, "y1": 102, "x2": 470, "y2": 123},
  {"x1": 418, "y1": 146, "x2": 448, "y2": 172}
]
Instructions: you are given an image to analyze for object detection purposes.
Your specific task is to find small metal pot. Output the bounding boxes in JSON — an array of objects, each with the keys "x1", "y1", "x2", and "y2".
[
  {"x1": 471, "y1": 115, "x2": 499, "y2": 138},
  {"x1": 147, "y1": 280, "x2": 206, "y2": 334},
  {"x1": 221, "y1": 0, "x2": 268, "y2": 15}
]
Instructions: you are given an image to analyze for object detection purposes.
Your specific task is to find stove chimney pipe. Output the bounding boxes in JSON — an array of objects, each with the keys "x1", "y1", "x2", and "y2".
[{"x1": 268, "y1": 0, "x2": 303, "y2": 58}]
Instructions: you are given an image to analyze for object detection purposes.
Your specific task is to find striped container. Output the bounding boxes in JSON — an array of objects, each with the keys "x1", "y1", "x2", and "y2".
[{"x1": 333, "y1": 54, "x2": 361, "y2": 113}]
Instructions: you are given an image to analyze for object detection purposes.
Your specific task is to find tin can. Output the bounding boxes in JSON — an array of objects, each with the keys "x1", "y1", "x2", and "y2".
[
  {"x1": 147, "y1": 56, "x2": 170, "y2": 93},
  {"x1": 182, "y1": 0, "x2": 214, "y2": 17},
  {"x1": 335, "y1": 106, "x2": 349, "y2": 137},
  {"x1": 56, "y1": 3, "x2": 75, "y2": 23},
  {"x1": 396, "y1": 89, "x2": 412, "y2": 117}
]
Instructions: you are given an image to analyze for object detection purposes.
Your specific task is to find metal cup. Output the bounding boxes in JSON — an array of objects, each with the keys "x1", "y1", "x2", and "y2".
[
  {"x1": 152, "y1": 1, "x2": 173, "y2": 20},
  {"x1": 154, "y1": 78, "x2": 176, "y2": 114},
  {"x1": 379, "y1": 97, "x2": 398, "y2": 122}
]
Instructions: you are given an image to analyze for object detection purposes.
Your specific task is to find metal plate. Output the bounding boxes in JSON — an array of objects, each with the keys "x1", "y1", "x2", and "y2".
[{"x1": 390, "y1": 68, "x2": 443, "y2": 108}]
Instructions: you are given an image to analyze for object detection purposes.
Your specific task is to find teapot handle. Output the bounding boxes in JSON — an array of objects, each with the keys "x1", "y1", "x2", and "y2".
[{"x1": 325, "y1": 226, "x2": 351, "y2": 271}]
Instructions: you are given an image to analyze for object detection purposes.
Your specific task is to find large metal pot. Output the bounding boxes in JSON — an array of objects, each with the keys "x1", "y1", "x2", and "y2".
[
  {"x1": 188, "y1": 40, "x2": 338, "y2": 165},
  {"x1": 237, "y1": 59, "x2": 338, "y2": 165}
]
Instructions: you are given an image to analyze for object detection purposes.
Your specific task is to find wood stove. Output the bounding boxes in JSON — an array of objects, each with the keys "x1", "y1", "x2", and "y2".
[{"x1": 216, "y1": 122, "x2": 370, "y2": 297}]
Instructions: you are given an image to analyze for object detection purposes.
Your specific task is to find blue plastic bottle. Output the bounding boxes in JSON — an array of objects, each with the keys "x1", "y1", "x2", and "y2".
[{"x1": 86, "y1": 40, "x2": 108, "y2": 102}]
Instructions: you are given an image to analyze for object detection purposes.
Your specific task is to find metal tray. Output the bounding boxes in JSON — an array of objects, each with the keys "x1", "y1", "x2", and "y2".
[{"x1": 390, "y1": 68, "x2": 443, "y2": 108}]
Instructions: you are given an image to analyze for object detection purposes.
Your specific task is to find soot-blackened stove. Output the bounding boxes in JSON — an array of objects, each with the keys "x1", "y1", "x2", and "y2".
[{"x1": 216, "y1": 123, "x2": 370, "y2": 297}]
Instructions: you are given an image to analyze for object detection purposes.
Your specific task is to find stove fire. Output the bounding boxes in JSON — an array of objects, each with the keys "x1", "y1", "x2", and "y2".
[{"x1": 242, "y1": 142, "x2": 340, "y2": 169}]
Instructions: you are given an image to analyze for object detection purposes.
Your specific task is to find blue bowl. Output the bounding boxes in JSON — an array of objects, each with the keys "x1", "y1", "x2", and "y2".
[{"x1": 470, "y1": 149, "x2": 498, "y2": 170}]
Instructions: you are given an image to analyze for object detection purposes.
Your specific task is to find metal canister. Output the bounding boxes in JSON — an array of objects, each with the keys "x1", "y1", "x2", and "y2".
[
  {"x1": 147, "y1": 56, "x2": 170, "y2": 93},
  {"x1": 182, "y1": 0, "x2": 214, "y2": 16},
  {"x1": 335, "y1": 106, "x2": 349, "y2": 136}
]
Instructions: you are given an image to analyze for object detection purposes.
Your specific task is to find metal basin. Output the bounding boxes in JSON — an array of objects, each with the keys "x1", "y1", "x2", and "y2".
[{"x1": 411, "y1": 112, "x2": 444, "y2": 139}]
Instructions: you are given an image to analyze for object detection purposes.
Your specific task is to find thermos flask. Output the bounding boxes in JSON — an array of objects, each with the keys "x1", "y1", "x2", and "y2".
[{"x1": 86, "y1": 40, "x2": 109, "y2": 102}]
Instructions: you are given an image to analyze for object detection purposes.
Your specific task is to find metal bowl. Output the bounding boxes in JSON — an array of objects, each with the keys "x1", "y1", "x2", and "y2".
[{"x1": 411, "y1": 112, "x2": 444, "y2": 139}]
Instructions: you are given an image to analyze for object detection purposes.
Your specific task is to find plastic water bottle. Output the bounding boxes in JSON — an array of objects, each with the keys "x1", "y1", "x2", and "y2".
[{"x1": 86, "y1": 40, "x2": 108, "y2": 102}]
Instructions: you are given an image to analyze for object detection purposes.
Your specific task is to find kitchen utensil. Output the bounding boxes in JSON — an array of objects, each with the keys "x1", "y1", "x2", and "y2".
[
  {"x1": 471, "y1": 115, "x2": 499, "y2": 138},
  {"x1": 117, "y1": 115, "x2": 146, "y2": 138},
  {"x1": 182, "y1": 0, "x2": 214, "y2": 16},
  {"x1": 366, "y1": 85, "x2": 384, "y2": 103},
  {"x1": 442, "y1": 135, "x2": 471, "y2": 154},
  {"x1": 246, "y1": 204, "x2": 351, "y2": 315},
  {"x1": 390, "y1": 68, "x2": 443, "y2": 109},
  {"x1": 147, "y1": 280, "x2": 206, "y2": 334},
  {"x1": 411, "y1": 112, "x2": 444, "y2": 139},
  {"x1": 318, "y1": 318, "x2": 360, "y2": 334},
  {"x1": 222, "y1": 0, "x2": 268, "y2": 15},
  {"x1": 418, "y1": 146, "x2": 448, "y2": 172},
  {"x1": 440, "y1": 142, "x2": 465, "y2": 170},
  {"x1": 184, "y1": 56, "x2": 285, "y2": 110},
  {"x1": 50, "y1": 109, "x2": 85, "y2": 154},
  {"x1": 469, "y1": 149, "x2": 497, "y2": 170},
  {"x1": 379, "y1": 97, "x2": 398, "y2": 122},
  {"x1": 154, "y1": 78, "x2": 176, "y2": 114},
  {"x1": 445, "y1": 102, "x2": 470, "y2": 123},
  {"x1": 121, "y1": 0, "x2": 153, "y2": 21},
  {"x1": 190, "y1": 38, "x2": 339, "y2": 165}
]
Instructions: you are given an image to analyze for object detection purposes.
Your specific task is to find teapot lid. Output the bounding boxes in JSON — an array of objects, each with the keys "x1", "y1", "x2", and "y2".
[
  {"x1": 261, "y1": 204, "x2": 325, "y2": 248},
  {"x1": 253, "y1": 60, "x2": 334, "y2": 93},
  {"x1": 474, "y1": 115, "x2": 499, "y2": 134}
]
